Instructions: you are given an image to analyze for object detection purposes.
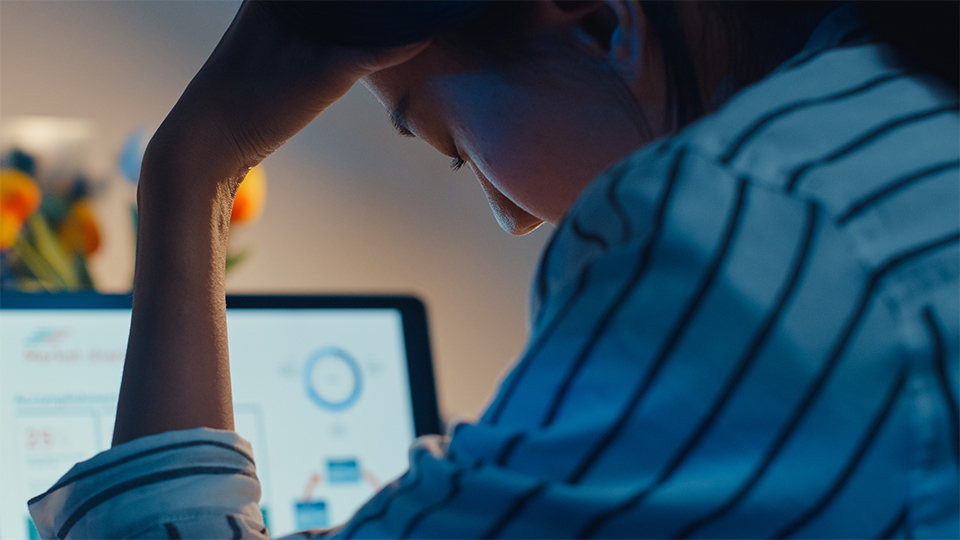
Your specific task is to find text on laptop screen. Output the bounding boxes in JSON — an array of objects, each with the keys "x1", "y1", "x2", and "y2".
[{"x1": 0, "y1": 307, "x2": 417, "y2": 538}]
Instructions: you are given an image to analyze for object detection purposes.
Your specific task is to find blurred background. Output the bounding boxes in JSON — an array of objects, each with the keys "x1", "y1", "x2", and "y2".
[{"x1": 0, "y1": 0, "x2": 552, "y2": 421}]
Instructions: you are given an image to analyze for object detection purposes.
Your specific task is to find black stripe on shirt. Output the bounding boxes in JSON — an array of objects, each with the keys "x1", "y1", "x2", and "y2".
[
  {"x1": 535, "y1": 148, "x2": 690, "y2": 431},
  {"x1": 397, "y1": 438, "x2": 544, "y2": 537},
  {"x1": 773, "y1": 370, "x2": 906, "y2": 538},
  {"x1": 399, "y1": 468, "x2": 463, "y2": 539},
  {"x1": 786, "y1": 104, "x2": 959, "y2": 193},
  {"x1": 836, "y1": 160, "x2": 960, "y2": 225},
  {"x1": 673, "y1": 230, "x2": 960, "y2": 539},
  {"x1": 342, "y1": 449, "x2": 428, "y2": 539},
  {"x1": 29, "y1": 440, "x2": 254, "y2": 505},
  {"x1": 490, "y1": 145, "x2": 670, "y2": 425},
  {"x1": 491, "y1": 176, "x2": 748, "y2": 535},
  {"x1": 227, "y1": 515, "x2": 243, "y2": 540},
  {"x1": 577, "y1": 201, "x2": 820, "y2": 539},
  {"x1": 487, "y1": 148, "x2": 683, "y2": 426},
  {"x1": 479, "y1": 149, "x2": 693, "y2": 532},
  {"x1": 485, "y1": 265, "x2": 592, "y2": 425},
  {"x1": 874, "y1": 505, "x2": 908, "y2": 540},
  {"x1": 605, "y1": 167, "x2": 633, "y2": 244},
  {"x1": 925, "y1": 306, "x2": 960, "y2": 463},
  {"x1": 164, "y1": 522, "x2": 182, "y2": 540},
  {"x1": 57, "y1": 466, "x2": 254, "y2": 539},
  {"x1": 495, "y1": 433, "x2": 526, "y2": 466},
  {"x1": 571, "y1": 217, "x2": 610, "y2": 251},
  {"x1": 533, "y1": 163, "x2": 629, "y2": 319},
  {"x1": 481, "y1": 482, "x2": 549, "y2": 539},
  {"x1": 540, "y1": 162, "x2": 633, "y2": 311},
  {"x1": 720, "y1": 71, "x2": 914, "y2": 165},
  {"x1": 566, "y1": 177, "x2": 750, "y2": 483}
]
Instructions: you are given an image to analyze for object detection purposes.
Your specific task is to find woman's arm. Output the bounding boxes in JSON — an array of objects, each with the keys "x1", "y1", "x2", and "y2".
[{"x1": 112, "y1": 1, "x2": 428, "y2": 446}]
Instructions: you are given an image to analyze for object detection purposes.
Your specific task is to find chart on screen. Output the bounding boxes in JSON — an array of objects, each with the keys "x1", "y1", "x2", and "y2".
[{"x1": 0, "y1": 307, "x2": 416, "y2": 539}]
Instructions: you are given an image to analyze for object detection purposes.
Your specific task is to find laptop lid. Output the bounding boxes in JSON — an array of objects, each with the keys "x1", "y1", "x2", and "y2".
[{"x1": 0, "y1": 292, "x2": 441, "y2": 538}]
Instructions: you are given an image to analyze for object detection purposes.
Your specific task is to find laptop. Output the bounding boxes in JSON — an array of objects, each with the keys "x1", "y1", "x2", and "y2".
[{"x1": 0, "y1": 292, "x2": 441, "y2": 539}]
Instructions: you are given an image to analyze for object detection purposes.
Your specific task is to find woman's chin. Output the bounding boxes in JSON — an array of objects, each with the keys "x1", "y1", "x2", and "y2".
[
  {"x1": 505, "y1": 216, "x2": 545, "y2": 236},
  {"x1": 491, "y1": 208, "x2": 544, "y2": 236}
]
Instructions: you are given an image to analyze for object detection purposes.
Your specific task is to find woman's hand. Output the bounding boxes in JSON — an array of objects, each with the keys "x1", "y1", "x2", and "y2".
[
  {"x1": 150, "y1": 1, "x2": 429, "y2": 190},
  {"x1": 113, "y1": 1, "x2": 429, "y2": 446}
]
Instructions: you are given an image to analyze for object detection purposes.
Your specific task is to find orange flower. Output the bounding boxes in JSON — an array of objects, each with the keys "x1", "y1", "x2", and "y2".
[
  {"x1": 1, "y1": 169, "x2": 41, "y2": 221},
  {"x1": 58, "y1": 199, "x2": 101, "y2": 256},
  {"x1": 0, "y1": 169, "x2": 42, "y2": 250},
  {"x1": 231, "y1": 164, "x2": 266, "y2": 225}
]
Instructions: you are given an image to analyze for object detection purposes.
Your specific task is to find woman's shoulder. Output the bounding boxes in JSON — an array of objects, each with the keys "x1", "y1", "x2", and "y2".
[
  {"x1": 537, "y1": 40, "x2": 959, "y2": 330},
  {"x1": 675, "y1": 40, "x2": 958, "y2": 199},
  {"x1": 568, "y1": 37, "x2": 958, "y2": 252}
]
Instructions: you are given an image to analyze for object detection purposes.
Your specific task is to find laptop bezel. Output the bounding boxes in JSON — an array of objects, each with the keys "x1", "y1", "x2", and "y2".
[{"x1": 0, "y1": 292, "x2": 442, "y2": 437}]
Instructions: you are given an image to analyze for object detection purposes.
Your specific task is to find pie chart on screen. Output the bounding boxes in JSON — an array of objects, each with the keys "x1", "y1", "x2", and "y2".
[{"x1": 303, "y1": 347, "x2": 363, "y2": 412}]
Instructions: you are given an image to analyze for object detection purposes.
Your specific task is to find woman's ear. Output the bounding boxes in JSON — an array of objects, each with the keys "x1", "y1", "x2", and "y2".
[
  {"x1": 543, "y1": 1, "x2": 645, "y2": 85},
  {"x1": 601, "y1": 1, "x2": 644, "y2": 85}
]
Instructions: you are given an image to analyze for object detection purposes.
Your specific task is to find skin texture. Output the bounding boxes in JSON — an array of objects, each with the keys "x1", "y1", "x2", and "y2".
[{"x1": 112, "y1": 1, "x2": 682, "y2": 446}]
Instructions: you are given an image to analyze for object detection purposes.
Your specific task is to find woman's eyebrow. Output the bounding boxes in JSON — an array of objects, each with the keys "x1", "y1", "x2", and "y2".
[{"x1": 389, "y1": 94, "x2": 415, "y2": 138}]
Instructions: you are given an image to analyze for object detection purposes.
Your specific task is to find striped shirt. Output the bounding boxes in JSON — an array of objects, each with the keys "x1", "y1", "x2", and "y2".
[{"x1": 29, "y1": 5, "x2": 959, "y2": 539}]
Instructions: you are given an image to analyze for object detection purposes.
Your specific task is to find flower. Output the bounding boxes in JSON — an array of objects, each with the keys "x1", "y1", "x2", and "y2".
[
  {"x1": 57, "y1": 198, "x2": 101, "y2": 256},
  {"x1": 0, "y1": 169, "x2": 42, "y2": 250},
  {"x1": 1, "y1": 169, "x2": 42, "y2": 221},
  {"x1": 0, "y1": 212, "x2": 23, "y2": 250},
  {"x1": 231, "y1": 164, "x2": 266, "y2": 225}
]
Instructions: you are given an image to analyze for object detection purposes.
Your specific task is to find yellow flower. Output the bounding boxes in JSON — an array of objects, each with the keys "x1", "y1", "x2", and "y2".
[
  {"x1": 58, "y1": 198, "x2": 101, "y2": 256},
  {"x1": 231, "y1": 164, "x2": 266, "y2": 225},
  {"x1": 0, "y1": 210, "x2": 23, "y2": 250}
]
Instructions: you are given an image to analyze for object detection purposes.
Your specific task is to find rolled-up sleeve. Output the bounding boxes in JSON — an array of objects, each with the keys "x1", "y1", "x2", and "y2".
[{"x1": 28, "y1": 428, "x2": 268, "y2": 540}]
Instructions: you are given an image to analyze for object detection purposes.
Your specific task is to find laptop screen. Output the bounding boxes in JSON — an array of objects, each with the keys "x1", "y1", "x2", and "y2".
[{"x1": 0, "y1": 294, "x2": 440, "y2": 539}]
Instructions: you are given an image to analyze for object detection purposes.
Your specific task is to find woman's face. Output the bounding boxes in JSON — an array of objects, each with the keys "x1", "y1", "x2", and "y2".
[{"x1": 362, "y1": 36, "x2": 660, "y2": 234}]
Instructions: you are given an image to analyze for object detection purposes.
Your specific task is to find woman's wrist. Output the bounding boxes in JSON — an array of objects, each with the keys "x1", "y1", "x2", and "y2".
[{"x1": 145, "y1": 107, "x2": 250, "y2": 187}]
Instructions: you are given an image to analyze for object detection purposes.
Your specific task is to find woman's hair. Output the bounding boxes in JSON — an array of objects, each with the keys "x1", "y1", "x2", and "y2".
[
  {"x1": 260, "y1": 1, "x2": 959, "y2": 132},
  {"x1": 862, "y1": 1, "x2": 959, "y2": 90}
]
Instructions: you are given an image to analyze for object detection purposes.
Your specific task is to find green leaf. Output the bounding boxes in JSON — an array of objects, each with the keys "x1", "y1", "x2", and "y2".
[
  {"x1": 225, "y1": 247, "x2": 252, "y2": 275},
  {"x1": 24, "y1": 214, "x2": 80, "y2": 289}
]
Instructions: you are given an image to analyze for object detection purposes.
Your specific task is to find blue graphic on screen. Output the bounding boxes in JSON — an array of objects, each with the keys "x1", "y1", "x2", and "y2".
[
  {"x1": 303, "y1": 347, "x2": 363, "y2": 412},
  {"x1": 294, "y1": 500, "x2": 329, "y2": 530},
  {"x1": 25, "y1": 328, "x2": 68, "y2": 345},
  {"x1": 327, "y1": 459, "x2": 361, "y2": 484}
]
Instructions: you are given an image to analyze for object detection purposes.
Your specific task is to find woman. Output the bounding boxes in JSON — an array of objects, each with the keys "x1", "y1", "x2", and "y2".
[{"x1": 29, "y1": 1, "x2": 958, "y2": 538}]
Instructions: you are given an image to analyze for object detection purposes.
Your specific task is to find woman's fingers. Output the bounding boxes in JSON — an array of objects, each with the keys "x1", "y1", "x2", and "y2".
[
  {"x1": 156, "y1": 1, "x2": 430, "y2": 185},
  {"x1": 351, "y1": 40, "x2": 433, "y2": 75}
]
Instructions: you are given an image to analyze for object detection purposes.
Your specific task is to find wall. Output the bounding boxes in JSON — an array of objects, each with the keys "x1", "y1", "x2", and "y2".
[{"x1": 0, "y1": 0, "x2": 552, "y2": 421}]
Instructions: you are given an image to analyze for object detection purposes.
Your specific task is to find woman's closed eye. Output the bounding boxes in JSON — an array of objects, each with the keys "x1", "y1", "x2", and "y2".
[{"x1": 450, "y1": 155, "x2": 466, "y2": 172}]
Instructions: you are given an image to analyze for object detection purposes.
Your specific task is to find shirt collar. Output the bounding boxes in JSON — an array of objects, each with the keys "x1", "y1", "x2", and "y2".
[{"x1": 799, "y1": 2, "x2": 871, "y2": 54}]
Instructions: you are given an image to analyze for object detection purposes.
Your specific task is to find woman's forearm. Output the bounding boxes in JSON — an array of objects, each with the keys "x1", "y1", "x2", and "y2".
[
  {"x1": 108, "y1": 1, "x2": 430, "y2": 447},
  {"x1": 112, "y1": 128, "x2": 238, "y2": 446}
]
